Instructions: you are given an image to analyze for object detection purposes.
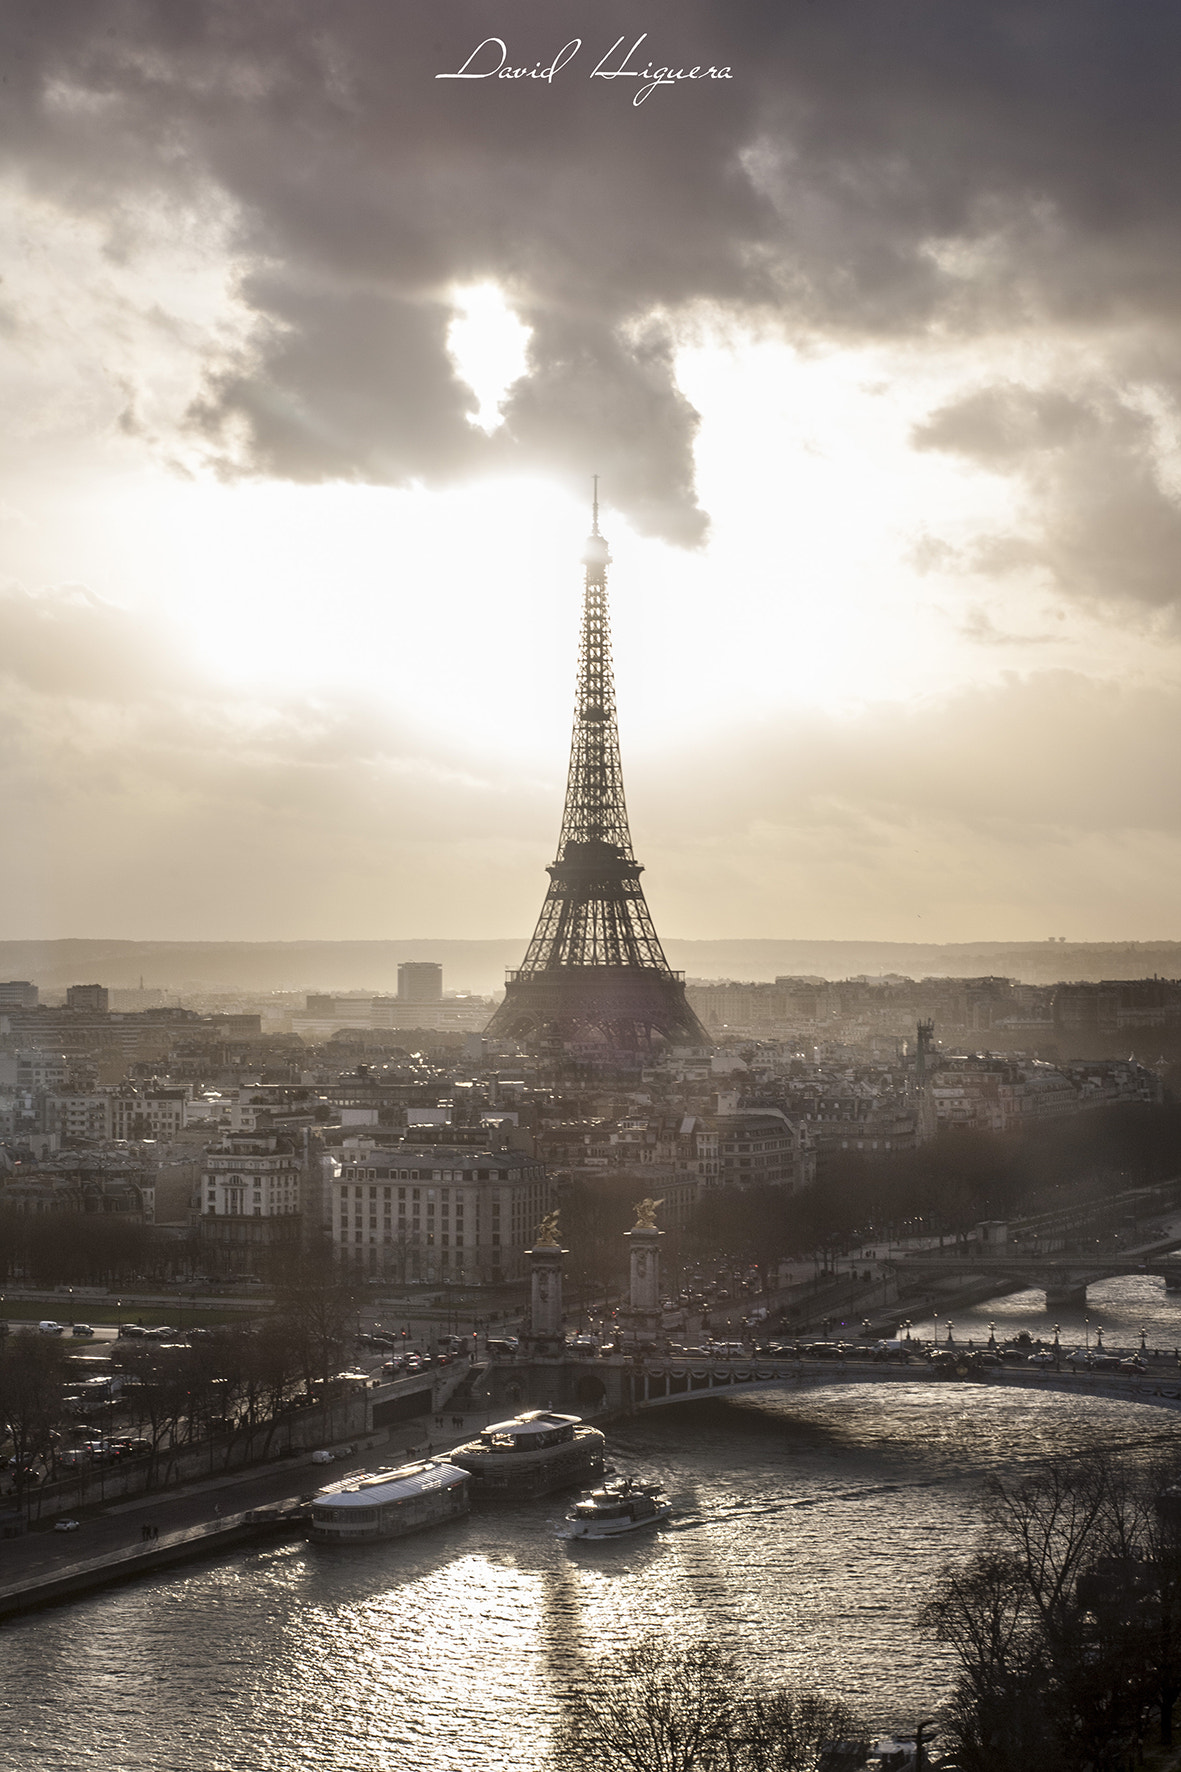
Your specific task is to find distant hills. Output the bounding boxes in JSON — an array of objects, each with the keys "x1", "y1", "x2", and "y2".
[{"x1": 1, "y1": 937, "x2": 1178, "y2": 997}]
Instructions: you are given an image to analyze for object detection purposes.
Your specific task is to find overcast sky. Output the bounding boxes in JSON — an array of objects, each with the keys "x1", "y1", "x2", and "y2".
[{"x1": 2, "y1": 0, "x2": 1179, "y2": 946}]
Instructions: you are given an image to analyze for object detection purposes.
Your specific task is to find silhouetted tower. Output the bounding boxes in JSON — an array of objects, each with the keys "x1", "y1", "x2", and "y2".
[
  {"x1": 915, "y1": 1018, "x2": 935, "y2": 1080},
  {"x1": 485, "y1": 483, "x2": 707, "y2": 1053}
]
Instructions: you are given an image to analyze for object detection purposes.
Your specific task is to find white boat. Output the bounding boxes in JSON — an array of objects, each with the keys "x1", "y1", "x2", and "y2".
[
  {"x1": 308, "y1": 1458, "x2": 470, "y2": 1543},
  {"x1": 449, "y1": 1410, "x2": 605, "y2": 1501},
  {"x1": 560, "y1": 1476, "x2": 672, "y2": 1540}
]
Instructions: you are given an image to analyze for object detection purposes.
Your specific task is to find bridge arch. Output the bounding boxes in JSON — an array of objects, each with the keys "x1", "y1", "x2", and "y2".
[{"x1": 626, "y1": 1358, "x2": 1181, "y2": 1418}]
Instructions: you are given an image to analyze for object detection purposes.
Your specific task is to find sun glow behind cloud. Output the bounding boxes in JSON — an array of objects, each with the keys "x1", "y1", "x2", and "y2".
[
  {"x1": 446, "y1": 284, "x2": 532, "y2": 434},
  {"x1": 59, "y1": 314, "x2": 1168, "y2": 785}
]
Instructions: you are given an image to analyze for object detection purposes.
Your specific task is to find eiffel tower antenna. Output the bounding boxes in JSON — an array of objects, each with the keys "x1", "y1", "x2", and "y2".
[{"x1": 485, "y1": 483, "x2": 707, "y2": 1054}]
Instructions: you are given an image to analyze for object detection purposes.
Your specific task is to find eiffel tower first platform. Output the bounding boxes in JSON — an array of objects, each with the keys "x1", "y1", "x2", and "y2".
[{"x1": 484, "y1": 486, "x2": 708, "y2": 1055}]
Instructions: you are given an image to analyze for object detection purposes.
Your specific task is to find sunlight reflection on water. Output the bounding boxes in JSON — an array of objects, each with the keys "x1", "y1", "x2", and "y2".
[{"x1": 7, "y1": 1288, "x2": 1181, "y2": 1771}]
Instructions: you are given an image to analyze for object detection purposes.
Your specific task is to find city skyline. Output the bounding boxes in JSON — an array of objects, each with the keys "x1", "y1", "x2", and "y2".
[{"x1": 2, "y1": 4, "x2": 1180, "y2": 946}]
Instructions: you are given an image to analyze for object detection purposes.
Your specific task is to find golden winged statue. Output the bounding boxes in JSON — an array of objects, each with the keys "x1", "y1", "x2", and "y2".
[
  {"x1": 632, "y1": 1197, "x2": 664, "y2": 1230},
  {"x1": 532, "y1": 1209, "x2": 561, "y2": 1247}
]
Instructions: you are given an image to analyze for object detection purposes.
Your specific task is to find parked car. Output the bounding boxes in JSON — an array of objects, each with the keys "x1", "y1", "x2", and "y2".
[
  {"x1": 310, "y1": 1449, "x2": 335, "y2": 1464},
  {"x1": 53, "y1": 1519, "x2": 80, "y2": 1533}
]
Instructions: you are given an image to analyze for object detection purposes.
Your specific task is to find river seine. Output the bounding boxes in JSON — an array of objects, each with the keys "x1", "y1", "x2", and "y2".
[{"x1": 5, "y1": 1274, "x2": 1181, "y2": 1771}]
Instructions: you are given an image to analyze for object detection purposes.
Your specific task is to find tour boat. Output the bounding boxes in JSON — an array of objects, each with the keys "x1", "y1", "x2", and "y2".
[
  {"x1": 308, "y1": 1458, "x2": 470, "y2": 1544},
  {"x1": 449, "y1": 1410, "x2": 606, "y2": 1501},
  {"x1": 560, "y1": 1476, "x2": 672, "y2": 1541}
]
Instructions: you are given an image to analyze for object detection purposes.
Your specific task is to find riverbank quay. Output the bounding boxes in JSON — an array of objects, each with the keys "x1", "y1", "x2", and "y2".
[
  {"x1": 0, "y1": 1409, "x2": 490, "y2": 1622},
  {"x1": 0, "y1": 1509, "x2": 304, "y2": 1620}
]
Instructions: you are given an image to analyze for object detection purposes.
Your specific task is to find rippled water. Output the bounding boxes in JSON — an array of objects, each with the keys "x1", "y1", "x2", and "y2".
[
  {"x1": 915, "y1": 1270, "x2": 1181, "y2": 1354},
  {"x1": 6, "y1": 1277, "x2": 1181, "y2": 1770}
]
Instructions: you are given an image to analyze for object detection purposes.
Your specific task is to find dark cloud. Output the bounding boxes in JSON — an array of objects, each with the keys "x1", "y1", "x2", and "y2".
[
  {"x1": 5, "y1": 2, "x2": 1181, "y2": 542},
  {"x1": 912, "y1": 384, "x2": 1093, "y2": 464},
  {"x1": 914, "y1": 382, "x2": 1181, "y2": 614}
]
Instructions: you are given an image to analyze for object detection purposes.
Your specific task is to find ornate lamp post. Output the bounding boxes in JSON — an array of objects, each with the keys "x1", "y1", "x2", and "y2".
[
  {"x1": 1141, "y1": 1326, "x2": 1149, "y2": 1352},
  {"x1": 946, "y1": 1319, "x2": 954, "y2": 1345},
  {"x1": 1095, "y1": 1323, "x2": 1104, "y2": 1350},
  {"x1": 987, "y1": 1320, "x2": 996, "y2": 1348}
]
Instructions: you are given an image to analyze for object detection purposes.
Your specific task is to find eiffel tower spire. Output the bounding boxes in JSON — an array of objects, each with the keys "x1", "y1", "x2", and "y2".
[{"x1": 486, "y1": 485, "x2": 707, "y2": 1053}]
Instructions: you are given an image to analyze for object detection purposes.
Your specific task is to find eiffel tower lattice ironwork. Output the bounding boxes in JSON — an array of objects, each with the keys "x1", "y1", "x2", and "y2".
[{"x1": 485, "y1": 485, "x2": 707, "y2": 1052}]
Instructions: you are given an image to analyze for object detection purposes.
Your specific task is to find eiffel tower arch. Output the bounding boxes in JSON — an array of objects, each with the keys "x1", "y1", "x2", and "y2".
[{"x1": 485, "y1": 485, "x2": 708, "y2": 1055}]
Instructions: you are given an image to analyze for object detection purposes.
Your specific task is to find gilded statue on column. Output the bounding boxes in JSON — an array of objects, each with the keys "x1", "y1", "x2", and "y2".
[{"x1": 532, "y1": 1210, "x2": 561, "y2": 1247}]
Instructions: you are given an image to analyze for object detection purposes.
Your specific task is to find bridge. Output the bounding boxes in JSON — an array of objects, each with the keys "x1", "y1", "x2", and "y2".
[
  {"x1": 893, "y1": 1244, "x2": 1181, "y2": 1307},
  {"x1": 479, "y1": 1349, "x2": 1181, "y2": 1420}
]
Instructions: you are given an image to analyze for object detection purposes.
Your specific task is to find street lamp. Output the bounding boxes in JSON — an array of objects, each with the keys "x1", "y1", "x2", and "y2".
[
  {"x1": 987, "y1": 1320, "x2": 996, "y2": 1348},
  {"x1": 946, "y1": 1320, "x2": 954, "y2": 1345},
  {"x1": 1095, "y1": 1324, "x2": 1104, "y2": 1350},
  {"x1": 1141, "y1": 1326, "x2": 1148, "y2": 1352},
  {"x1": 914, "y1": 1718, "x2": 938, "y2": 1772},
  {"x1": 1085, "y1": 1315, "x2": 1090, "y2": 1350}
]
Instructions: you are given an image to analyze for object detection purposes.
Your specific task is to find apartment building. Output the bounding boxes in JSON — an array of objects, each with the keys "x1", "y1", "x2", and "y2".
[{"x1": 331, "y1": 1143, "x2": 552, "y2": 1286}]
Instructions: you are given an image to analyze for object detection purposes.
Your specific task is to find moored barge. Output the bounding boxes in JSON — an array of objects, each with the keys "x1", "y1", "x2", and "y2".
[
  {"x1": 309, "y1": 1459, "x2": 470, "y2": 1544},
  {"x1": 449, "y1": 1411, "x2": 605, "y2": 1501}
]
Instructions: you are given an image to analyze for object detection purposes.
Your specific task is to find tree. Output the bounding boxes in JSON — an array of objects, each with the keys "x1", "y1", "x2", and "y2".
[
  {"x1": 0, "y1": 1331, "x2": 69, "y2": 1500},
  {"x1": 920, "y1": 1454, "x2": 1181, "y2": 1769},
  {"x1": 267, "y1": 1240, "x2": 361, "y2": 1389},
  {"x1": 548, "y1": 1635, "x2": 863, "y2": 1772}
]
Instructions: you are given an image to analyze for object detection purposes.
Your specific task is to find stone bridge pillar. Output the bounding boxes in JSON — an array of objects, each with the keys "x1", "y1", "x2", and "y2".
[
  {"x1": 525, "y1": 1239, "x2": 566, "y2": 1356},
  {"x1": 1045, "y1": 1278, "x2": 1089, "y2": 1309},
  {"x1": 622, "y1": 1224, "x2": 663, "y2": 1342}
]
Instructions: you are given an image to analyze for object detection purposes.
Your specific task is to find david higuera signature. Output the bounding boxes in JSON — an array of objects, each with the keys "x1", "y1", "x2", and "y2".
[{"x1": 436, "y1": 33, "x2": 734, "y2": 106}]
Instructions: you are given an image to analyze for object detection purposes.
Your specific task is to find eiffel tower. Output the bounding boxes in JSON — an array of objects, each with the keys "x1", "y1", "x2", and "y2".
[{"x1": 485, "y1": 484, "x2": 707, "y2": 1053}]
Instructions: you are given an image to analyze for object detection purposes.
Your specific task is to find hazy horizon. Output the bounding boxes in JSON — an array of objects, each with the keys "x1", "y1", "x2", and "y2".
[{"x1": 5, "y1": 935, "x2": 1180, "y2": 998}]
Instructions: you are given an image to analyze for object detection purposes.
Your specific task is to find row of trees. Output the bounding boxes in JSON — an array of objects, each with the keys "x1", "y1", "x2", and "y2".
[
  {"x1": 0, "y1": 1207, "x2": 159, "y2": 1288},
  {"x1": 920, "y1": 1453, "x2": 1181, "y2": 1770},
  {"x1": 0, "y1": 1247, "x2": 362, "y2": 1491},
  {"x1": 553, "y1": 1102, "x2": 1181, "y2": 1303},
  {"x1": 687, "y1": 1101, "x2": 1181, "y2": 1273}
]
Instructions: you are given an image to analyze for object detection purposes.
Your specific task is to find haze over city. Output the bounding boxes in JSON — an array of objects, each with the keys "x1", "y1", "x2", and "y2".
[{"x1": 2, "y1": 3, "x2": 1179, "y2": 950}]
